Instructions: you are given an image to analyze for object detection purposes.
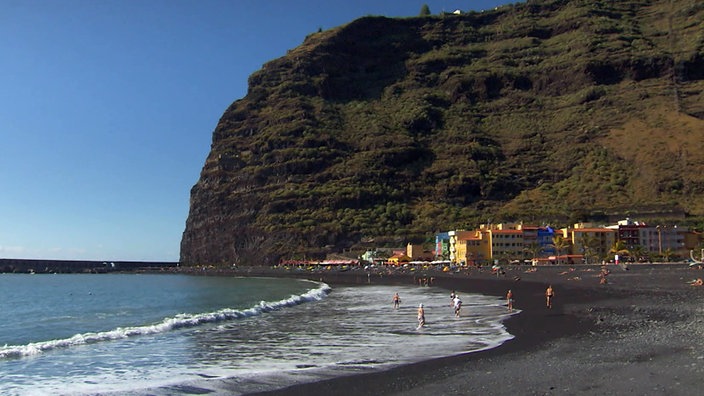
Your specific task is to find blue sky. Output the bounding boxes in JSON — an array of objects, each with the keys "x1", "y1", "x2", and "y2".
[{"x1": 0, "y1": 0, "x2": 510, "y2": 262}]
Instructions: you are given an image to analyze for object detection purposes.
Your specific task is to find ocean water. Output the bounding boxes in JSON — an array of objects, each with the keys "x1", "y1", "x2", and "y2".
[{"x1": 0, "y1": 273, "x2": 515, "y2": 395}]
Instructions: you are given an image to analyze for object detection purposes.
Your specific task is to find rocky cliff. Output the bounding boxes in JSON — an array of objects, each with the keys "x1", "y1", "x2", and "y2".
[{"x1": 181, "y1": 0, "x2": 704, "y2": 266}]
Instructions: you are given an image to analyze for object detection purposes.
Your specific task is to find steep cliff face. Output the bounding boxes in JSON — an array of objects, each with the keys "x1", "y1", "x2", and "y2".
[{"x1": 181, "y1": 0, "x2": 704, "y2": 266}]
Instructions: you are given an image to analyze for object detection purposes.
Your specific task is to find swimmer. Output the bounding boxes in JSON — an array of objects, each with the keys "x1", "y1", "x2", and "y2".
[{"x1": 392, "y1": 292, "x2": 401, "y2": 309}]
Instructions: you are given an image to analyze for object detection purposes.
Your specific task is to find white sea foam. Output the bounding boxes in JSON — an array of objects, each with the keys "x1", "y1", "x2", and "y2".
[
  {"x1": 0, "y1": 282, "x2": 331, "y2": 359},
  {"x1": 1, "y1": 278, "x2": 516, "y2": 396}
]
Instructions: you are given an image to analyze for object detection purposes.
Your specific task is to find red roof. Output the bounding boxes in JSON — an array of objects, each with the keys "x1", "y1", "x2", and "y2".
[{"x1": 491, "y1": 229, "x2": 523, "y2": 234}]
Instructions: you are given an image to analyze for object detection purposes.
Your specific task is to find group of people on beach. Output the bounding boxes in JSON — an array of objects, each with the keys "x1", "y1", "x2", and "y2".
[
  {"x1": 506, "y1": 285, "x2": 553, "y2": 310},
  {"x1": 396, "y1": 283, "x2": 556, "y2": 329},
  {"x1": 390, "y1": 293, "x2": 428, "y2": 328},
  {"x1": 392, "y1": 292, "x2": 429, "y2": 328},
  {"x1": 415, "y1": 290, "x2": 461, "y2": 328}
]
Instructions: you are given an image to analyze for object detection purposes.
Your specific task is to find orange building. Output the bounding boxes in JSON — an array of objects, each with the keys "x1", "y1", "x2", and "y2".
[{"x1": 387, "y1": 253, "x2": 411, "y2": 265}]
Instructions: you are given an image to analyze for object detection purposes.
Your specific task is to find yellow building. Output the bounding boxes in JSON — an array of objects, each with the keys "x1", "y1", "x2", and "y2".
[
  {"x1": 488, "y1": 229, "x2": 525, "y2": 262},
  {"x1": 448, "y1": 230, "x2": 473, "y2": 264},
  {"x1": 464, "y1": 231, "x2": 491, "y2": 265},
  {"x1": 564, "y1": 225, "x2": 616, "y2": 264},
  {"x1": 387, "y1": 253, "x2": 411, "y2": 265},
  {"x1": 448, "y1": 230, "x2": 491, "y2": 265}
]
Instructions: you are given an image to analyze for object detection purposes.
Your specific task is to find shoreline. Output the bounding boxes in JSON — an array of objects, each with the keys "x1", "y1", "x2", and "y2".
[{"x1": 202, "y1": 263, "x2": 704, "y2": 395}]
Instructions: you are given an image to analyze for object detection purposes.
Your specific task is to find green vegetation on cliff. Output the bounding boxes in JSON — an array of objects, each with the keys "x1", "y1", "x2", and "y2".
[{"x1": 181, "y1": 0, "x2": 704, "y2": 266}]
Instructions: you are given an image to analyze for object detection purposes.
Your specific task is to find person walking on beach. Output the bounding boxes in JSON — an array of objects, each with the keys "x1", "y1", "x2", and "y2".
[
  {"x1": 392, "y1": 292, "x2": 401, "y2": 309},
  {"x1": 546, "y1": 285, "x2": 554, "y2": 309},
  {"x1": 453, "y1": 295, "x2": 462, "y2": 317},
  {"x1": 506, "y1": 289, "x2": 514, "y2": 312},
  {"x1": 417, "y1": 303, "x2": 426, "y2": 328}
]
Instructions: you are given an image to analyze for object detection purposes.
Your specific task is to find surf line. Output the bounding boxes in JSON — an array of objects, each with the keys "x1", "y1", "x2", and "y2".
[{"x1": 0, "y1": 282, "x2": 331, "y2": 359}]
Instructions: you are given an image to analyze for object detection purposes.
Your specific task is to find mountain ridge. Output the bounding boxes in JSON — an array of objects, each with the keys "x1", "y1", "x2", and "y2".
[{"x1": 181, "y1": 0, "x2": 704, "y2": 266}]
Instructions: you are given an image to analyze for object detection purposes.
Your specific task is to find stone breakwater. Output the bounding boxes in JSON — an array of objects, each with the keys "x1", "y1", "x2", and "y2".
[{"x1": 0, "y1": 258, "x2": 178, "y2": 274}]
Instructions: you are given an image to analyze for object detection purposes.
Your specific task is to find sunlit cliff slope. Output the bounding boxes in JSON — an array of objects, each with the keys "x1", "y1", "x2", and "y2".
[{"x1": 181, "y1": 0, "x2": 704, "y2": 265}]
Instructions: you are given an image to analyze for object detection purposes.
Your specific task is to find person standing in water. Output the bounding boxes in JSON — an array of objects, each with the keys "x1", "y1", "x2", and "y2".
[
  {"x1": 506, "y1": 289, "x2": 514, "y2": 312},
  {"x1": 545, "y1": 285, "x2": 554, "y2": 309},
  {"x1": 417, "y1": 303, "x2": 425, "y2": 327},
  {"x1": 392, "y1": 292, "x2": 401, "y2": 309},
  {"x1": 453, "y1": 295, "x2": 462, "y2": 317}
]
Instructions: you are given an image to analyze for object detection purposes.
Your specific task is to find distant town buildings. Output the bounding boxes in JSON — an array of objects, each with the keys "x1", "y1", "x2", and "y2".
[
  {"x1": 296, "y1": 219, "x2": 700, "y2": 268},
  {"x1": 403, "y1": 219, "x2": 699, "y2": 266}
]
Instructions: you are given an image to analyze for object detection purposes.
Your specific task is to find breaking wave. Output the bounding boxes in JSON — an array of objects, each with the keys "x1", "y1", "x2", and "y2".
[{"x1": 0, "y1": 282, "x2": 331, "y2": 359}]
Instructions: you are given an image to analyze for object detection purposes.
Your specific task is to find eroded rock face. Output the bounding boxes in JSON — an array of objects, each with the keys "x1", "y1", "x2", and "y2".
[{"x1": 181, "y1": 0, "x2": 704, "y2": 266}]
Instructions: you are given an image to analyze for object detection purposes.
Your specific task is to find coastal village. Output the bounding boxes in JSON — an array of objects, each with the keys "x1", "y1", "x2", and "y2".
[
  {"x1": 283, "y1": 218, "x2": 704, "y2": 268},
  {"x1": 424, "y1": 218, "x2": 701, "y2": 266}
]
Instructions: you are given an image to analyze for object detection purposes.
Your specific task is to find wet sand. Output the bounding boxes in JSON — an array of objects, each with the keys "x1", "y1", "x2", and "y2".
[{"x1": 223, "y1": 263, "x2": 704, "y2": 395}]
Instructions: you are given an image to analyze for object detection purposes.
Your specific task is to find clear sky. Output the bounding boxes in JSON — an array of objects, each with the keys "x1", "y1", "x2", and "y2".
[{"x1": 0, "y1": 0, "x2": 511, "y2": 262}]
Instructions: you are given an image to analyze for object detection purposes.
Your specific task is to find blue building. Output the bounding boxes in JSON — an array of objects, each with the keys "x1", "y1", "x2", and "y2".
[
  {"x1": 537, "y1": 226, "x2": 556, "y2": 256},
  {"x1": 435, "y1": 232, "x2": 450, "y2": 260}
]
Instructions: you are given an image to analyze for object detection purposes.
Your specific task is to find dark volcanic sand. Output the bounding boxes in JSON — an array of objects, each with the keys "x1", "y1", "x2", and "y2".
[{"x1": 191, "y1": 264, "x2": 704, "y2": 396}]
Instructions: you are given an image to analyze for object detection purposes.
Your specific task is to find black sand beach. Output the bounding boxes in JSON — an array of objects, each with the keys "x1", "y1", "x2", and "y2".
[{"x1": 217, "y1": 263, "x2": 704, "y2": 395}]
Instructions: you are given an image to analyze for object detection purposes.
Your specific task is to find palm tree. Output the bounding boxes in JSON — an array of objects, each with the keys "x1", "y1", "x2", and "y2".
[
  {"x1": 609, "y1": 240, "x2": 630, "y2": 262},
  {"x1": 630, "y1": 245, "x2": 646, "y2": 263},
  {"x1": 578, "y1": 234, "x2": 600, "y2": 264},
  {"x1": 551, "y1": 235, "x2": 571, "y2": 265},
  {"x1": 524, "y1": 242, "x2": 543, "y2": 263}
]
